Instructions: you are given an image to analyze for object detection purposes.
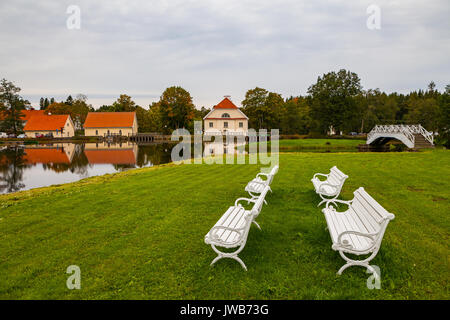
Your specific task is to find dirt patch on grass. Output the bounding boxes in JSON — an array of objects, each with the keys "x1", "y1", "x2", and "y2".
[
  {"x1": 407, "y1": 186, "x2": 425, "y2": 192},
  {"x1": 432, "y1": 196, "x2": 447, "y2": 202}
]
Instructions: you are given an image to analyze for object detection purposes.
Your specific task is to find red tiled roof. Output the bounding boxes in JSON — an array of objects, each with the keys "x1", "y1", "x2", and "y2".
[
  {"x1": 84, "y1": 150, "x2": 136, "y2": 164},
  {"x1": 213, "y1": 97, "x2": 239, "y2": 109},
  {"x1": 23, "y1": 114, "x2": 69, "y2": 131},
  {"x1": 23, "y1": 148, "x2": 70, "y2": 164},
  {"x1": 21, "y1": 110, "x2": 46, "y2": 121},
  {"x1": 84, "y1": 112, "x2": 136, "y2": 128},
  {"x1": 23, "y1": 115, "x2": 70, "y2": 131}
]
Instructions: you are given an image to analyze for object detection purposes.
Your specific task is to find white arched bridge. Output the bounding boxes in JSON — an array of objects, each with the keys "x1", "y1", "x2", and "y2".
[{"x1": 367, "y1": 124, "x2": 434, "y2": 149}]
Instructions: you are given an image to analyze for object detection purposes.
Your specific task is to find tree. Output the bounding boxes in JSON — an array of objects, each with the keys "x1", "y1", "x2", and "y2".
[
  {"x1": 147, "y1": 102, "x2": 163, "y2": 132},
  {"x1": 65, "y1": 95, "x2": 74, "y2": 106},
  {"x1": 46, "y1": 94, "x2": 93, "y2": 130},
  {"x1": 0, "y1": 79, "x2": 30, "y2": 134},
  {"x1": 280, "y1": 97, "x2": 311, "y2": 134},
  {"x1": 157, "y1": 86, "x2": 196, "y2": 133},
  {"x1": 111, "y1": 94, "x2": 137, "y2": 112},
  {"x1": 44, "y1": 98, "x2": 50, "y2": 109},
  {"x1": 241, "y1": 87, "x2": 284, "y2": 130},
  {"x1": 307, "y1": 69, "x2": 362, "y2": 134},
  {"x1": 436, "y1": 84, "x2": 450, "y2": 147}
]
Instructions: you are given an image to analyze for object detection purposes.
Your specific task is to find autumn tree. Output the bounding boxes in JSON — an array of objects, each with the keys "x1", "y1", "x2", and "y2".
[
  {"x1": 46, "y1": 94, "x2": 93, "y2": 129},
  {"x1": 0, "y1": 79, "x2": 30, "y2": 134},
  {"x1": 157, "y1": 86, "x2": 196, "y2": 133}
]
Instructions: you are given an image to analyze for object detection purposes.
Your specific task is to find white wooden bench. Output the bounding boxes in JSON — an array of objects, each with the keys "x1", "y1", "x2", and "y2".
[
  {"x1": 322, "y1": 187, "x2": 395, "y2": 279},
  {"x1": 245, "y1": 165, "x2": 279, "y2": 202},
  {"x1": 311, "y1": 166, "x2": 348, "y2": 206},
  {"x1": 204, "y1": 185, "x2": 271, "y2": 271}
]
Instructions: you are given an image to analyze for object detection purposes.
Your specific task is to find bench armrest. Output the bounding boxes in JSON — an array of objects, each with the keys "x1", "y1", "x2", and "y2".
[
  {"x1": 235, "y1": 197, "x2": 256, "y2": 206},
  {"x1": 256, "y1": 173, "x2": 269, "y2": 180},
  {"x1": 206, "y1": 225, "x2": 247, "y2": 246},
  {"x1": 318, "y1": 183, "x2": 339, "y2": 195},
  {"x1": 325, "y1": 199, "x2": 353, "y2": 211},
  {"x1": 313, "y1": 173, "x2": 329, "y2": 181},
  {"x1": 335, "y1": 230, "x2": 379, "y2": 252}
]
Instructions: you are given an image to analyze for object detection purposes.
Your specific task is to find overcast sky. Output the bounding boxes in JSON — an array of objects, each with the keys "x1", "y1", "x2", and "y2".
[{"x1": 1, "y1": 0, "x2": 449, "y2": 109}]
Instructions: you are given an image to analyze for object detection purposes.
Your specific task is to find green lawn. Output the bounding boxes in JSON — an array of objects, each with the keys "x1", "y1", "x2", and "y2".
[
  {"x1": 0, "y1": 149, "x2": 449, "y2": 299},
  {"x1": 250, "y1": 138, "x2": 365, "y2": 152}
]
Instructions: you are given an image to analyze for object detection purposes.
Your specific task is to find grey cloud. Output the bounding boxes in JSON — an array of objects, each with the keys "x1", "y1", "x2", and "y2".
[{"x1": 1, "y1": 0, "x2": 449, "y2": 108}]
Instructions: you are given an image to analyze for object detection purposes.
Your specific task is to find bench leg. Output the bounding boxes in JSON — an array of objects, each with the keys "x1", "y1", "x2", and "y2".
[
  {"x1": 210, "y1": 245, "x2": 248, "y2": 271},
  {"x1": 317, "y1": 193, "x2": 338, "y2": 207},
  {"x1": 252, "y1": 220, "x2": 261, "y2": 230},
  {"x1": 336, "y1": 251, "x2": 379, "y2": 279}
]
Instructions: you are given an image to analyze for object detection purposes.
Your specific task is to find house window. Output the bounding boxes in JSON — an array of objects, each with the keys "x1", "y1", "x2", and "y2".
[
  {"x1": 221, "y1": 113, "x2": 230, "y2": 118},
  {"x1": 209, "y1": 122, "x2": 213, "y2": 128},
  {"x1": 223, "y1": 122, "x2": 228, "y2": 128},
  {"x1": 95, "y1": 130, "x2": 98, "y2": 135},
  {"x1": 239, "y1": 122, "x2": 243, "y2": 128},
  {"x1": 119, "y1": 130, "x2": 122, "y2": 136}
]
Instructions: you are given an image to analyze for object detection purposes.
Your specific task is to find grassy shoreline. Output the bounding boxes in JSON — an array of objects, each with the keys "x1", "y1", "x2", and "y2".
[{"x1": 0, "y1": 150, "x2": 449, "y2": 299}]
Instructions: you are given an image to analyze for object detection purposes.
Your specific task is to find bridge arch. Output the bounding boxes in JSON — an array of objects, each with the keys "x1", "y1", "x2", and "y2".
[{"x1": 366, "y1": 125, "x2": 434, "y2": 149}]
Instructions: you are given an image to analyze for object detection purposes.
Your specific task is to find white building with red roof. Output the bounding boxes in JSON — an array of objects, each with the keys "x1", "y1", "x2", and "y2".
[
  {"x1": 23, "y1": 114, "x2": 75, "y2": 138},
  {"x1": 203, "y1": 96, "x2": 248, "y2": 135}
]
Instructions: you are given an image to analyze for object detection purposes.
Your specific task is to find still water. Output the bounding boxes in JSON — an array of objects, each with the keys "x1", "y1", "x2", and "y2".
[
  {"x1": 0, "y1": 141, "x2": 249, "y2": 194},
  {"x1": 0, "y1": 142, "x2": 176, "y2": 194}
]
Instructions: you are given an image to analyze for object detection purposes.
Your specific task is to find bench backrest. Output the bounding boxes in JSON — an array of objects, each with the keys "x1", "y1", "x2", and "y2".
[
  {"x1": 265, "y1": 165, "x2": 279, "y2": 185},
  {"x1": 350, "y1": 187, "x2": 395, "y2": 237},
  {"x1": 328, "y1": 166, "x2": 348, "y2": 186},
  {"x1": 250, "y1": 185, "x2": 271, "y2": 218}
]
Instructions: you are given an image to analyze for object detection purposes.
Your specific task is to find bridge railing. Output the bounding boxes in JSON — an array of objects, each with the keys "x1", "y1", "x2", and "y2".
[
  {"x1": 408, "y1": 125, "x2": 434, "y2": 145},
  {"x1": 367, "y1": 124, "x2": 434, "y2": 146},
  {"x1": 367, "y1": 124, "x2": 415, "y2": 146}
]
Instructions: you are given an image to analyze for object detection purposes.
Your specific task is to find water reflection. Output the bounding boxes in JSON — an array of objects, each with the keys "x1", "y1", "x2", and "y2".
[
  {"x1": 0, "y1": 140, "x2": 250, "y2": 194},
  {"x1": 0, "y1": 142, "x2": 174, "y2": 194},
  {"x1": 203, "y1": 141, "x2": 247, "y2": 156}
]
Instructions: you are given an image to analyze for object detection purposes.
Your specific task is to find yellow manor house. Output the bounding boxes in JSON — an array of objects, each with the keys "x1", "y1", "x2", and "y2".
[
  {"x1": 203, "y1": 97, "x2": 248, "y2": 136},
  {"x1": 83, "y1": 112, "x2": 138, "y2": 137}
]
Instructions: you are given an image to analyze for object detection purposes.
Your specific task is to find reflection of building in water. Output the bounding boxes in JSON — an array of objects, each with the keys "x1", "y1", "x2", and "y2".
[
  {"x1": 84, "y1": 142, "x2": 138, "y2": 164},
  {"x1": 23, "y1": 143, "x2": 76, "y2": 164},
  {"x1": 204, "y1": 140, "x2": 247, "y2": 156}
]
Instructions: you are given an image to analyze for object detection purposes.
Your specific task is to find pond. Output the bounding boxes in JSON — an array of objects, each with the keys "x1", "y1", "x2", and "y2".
[
  {"x1": 0, "y1": 141, "x2": 251, "y2": 194},
  {"x1": 0, "y1": 142, "x2": 175, "y2": 194}
]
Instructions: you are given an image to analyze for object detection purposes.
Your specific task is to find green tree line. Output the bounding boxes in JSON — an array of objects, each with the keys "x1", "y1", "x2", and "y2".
[{"x1": 1, "y1": 70, "x2": 449, "y2": 146}]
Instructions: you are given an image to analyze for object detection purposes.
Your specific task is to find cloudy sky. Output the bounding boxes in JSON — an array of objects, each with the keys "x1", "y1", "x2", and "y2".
[{"x1": 1, "y1": 0, "x2": 449, "y2": 109}]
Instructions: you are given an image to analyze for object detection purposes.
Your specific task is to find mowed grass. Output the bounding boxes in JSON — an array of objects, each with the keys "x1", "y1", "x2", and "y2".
[
  {"x1": 254, "y1": 138, "x2": 365, "y2": 152},
  {"x1": 0, "y1": 150, "x2": 449, "y2": 299}
]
